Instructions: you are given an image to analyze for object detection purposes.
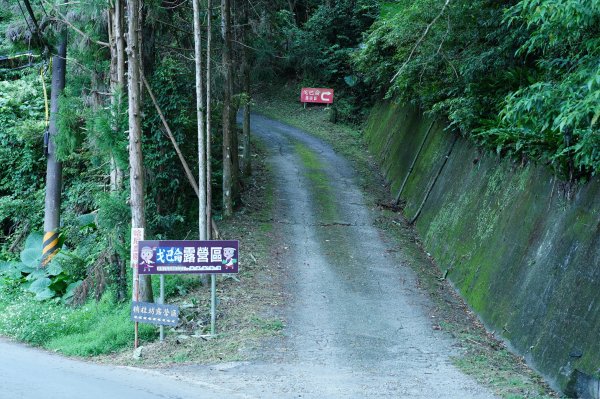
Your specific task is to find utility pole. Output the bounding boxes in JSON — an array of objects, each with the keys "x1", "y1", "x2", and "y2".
[{"x1": 41, "y1": 27, "x2": 67, "y2": 267}]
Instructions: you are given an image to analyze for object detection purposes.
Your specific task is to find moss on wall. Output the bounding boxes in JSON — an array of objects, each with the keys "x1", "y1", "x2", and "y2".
[{"x1": 365, "y1": 102, "x2": 600, "y2": 395}]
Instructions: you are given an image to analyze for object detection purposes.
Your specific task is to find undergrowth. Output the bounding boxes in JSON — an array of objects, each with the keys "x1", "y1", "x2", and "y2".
[{"x1": 0, "y1": 285, "x2": 154, "y2": 355}]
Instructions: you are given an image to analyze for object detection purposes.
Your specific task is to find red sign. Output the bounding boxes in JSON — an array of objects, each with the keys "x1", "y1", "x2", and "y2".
[{"x1": 300, "y1": 88, "x2": 334, "y2": 104}]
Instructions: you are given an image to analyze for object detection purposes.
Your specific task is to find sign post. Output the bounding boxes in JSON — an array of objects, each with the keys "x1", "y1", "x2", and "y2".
[
  {"x1": 211, "y1": 274, "x2": 216, "y2": 335},
  {"x1": 159, "y1": 275, "x2": 165, "y2": 341},
  {"x1": 130, "y1": 227, "x2": 144, "y2": 348}
]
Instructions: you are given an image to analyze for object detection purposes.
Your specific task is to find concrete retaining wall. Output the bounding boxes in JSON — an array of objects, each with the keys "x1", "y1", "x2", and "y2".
[{"x1": 365, "y1": 102, "x2": 600, "y2": 397}]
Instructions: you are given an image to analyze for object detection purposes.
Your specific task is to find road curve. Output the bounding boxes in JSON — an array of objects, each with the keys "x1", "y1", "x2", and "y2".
[{"x1": 0, "y1": 337, "x2": 248, "y2": 399}]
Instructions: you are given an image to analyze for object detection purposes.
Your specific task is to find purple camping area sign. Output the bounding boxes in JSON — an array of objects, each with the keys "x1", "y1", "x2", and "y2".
[{"x1": 137, "y1": 240, "x2": 239, "y2": 275}]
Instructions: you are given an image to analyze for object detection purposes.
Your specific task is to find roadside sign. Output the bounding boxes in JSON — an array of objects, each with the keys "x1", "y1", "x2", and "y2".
[
  {"x1": 300, "y1": 87, "x2": 334, "y2": 104},
  {"x1": 137, "y1": 240, "x2": 239, "y2": 275},
  {"x1": 130, "y1": 228, "x2": 144, "y2": 268},
  {"x1": 131, "y1": 301, "x2": 179, "y2": 326}
]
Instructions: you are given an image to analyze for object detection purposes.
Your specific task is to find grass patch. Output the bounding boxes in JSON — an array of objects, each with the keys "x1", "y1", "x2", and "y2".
[
  {"x1": 0, "y1": 285, "x2": 155, "y2": 355},
  {"x1": 293, "y1": 141, "x2": 338, "y2": 221}
]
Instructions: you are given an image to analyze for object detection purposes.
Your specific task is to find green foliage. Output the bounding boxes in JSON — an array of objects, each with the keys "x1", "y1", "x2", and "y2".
[
  {"x1": 142, "y1": 57, "x2": 199, "y2": 238},
  {"x1": 0, "y1": 71, "x2": 46, "y2": 235},
  {"x1": 355, "y1": 0, "x2": 522, "y2": 125},
  {"x1": 96, "y1": 191, "x2": 131, "y2": 259},
  {"x1": 354, "y1": 0, "x2": 600, "y2": 178},
  {"x1": 262, "y1": 0, "x2": 378, "y2": 123},
  {"x1": 54, "y1": 92, "x2": 86, "y2": 160},
  {"x1": 0, "y1": 233, "x2": 82, "y2": 301},
  {"x1": 479, "y1": 0, "x2": 600, "y2": 176}
]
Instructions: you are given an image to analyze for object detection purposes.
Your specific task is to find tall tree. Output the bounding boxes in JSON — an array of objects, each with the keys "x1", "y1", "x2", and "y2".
[
  {"x1": 206, "y1": 0, "x2": 213, "y2": 238},
  {"x1": 128, "y1": 0, "x2": 153, "y2": 302},
  {"x1": 108, "y1": 0, "x2": 127, "y2": 301},
  {"x1": 108, "y1": 0, "x2": 126, "y2": 191},
  {"x1": 229, "y1": 0, "x2": 240, "y2": 202},
  {"x1": 41, "y1": 27, "x2": 67, "y2": 267},
  {"x1": 192, "y1": 0, "x2": 207, "y2": 240},
  {"x1": 221, "y1": 0, "x2": 234, "y2": 217},
  {"x1": 240, "y1": 0, "x2": 251, "y2": 177}
]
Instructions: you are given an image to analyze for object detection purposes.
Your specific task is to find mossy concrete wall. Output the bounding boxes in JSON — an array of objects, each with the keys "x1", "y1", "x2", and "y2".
[{"x1": 365, "y1": 102, "x2": 600, "y2": 396}]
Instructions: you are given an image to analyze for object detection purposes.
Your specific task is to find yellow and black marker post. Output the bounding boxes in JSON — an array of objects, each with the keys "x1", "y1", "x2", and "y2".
[{"x1": 41, "y1": 230, "x2": 60, "y2": 267}]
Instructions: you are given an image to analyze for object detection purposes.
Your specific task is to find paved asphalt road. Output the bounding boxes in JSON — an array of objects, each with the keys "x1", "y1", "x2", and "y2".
[{"x1": 0, "y1": 338, "x2": 249, "y2": 399}]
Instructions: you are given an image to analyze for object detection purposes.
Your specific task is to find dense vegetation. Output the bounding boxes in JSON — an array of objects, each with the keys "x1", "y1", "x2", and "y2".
[
  {"x1": 272, "y1": 0, "x2": 599, "y2": 178},
  {"x1": 0, "y1": 0, "x2": 598, "y2": 354},
  {"x1": 1, "y1": 2, "x2": 205, "y2": 305}
]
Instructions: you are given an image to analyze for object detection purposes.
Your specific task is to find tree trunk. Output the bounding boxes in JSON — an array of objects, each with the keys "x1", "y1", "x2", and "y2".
[
  {"x1": 108, "y1": 7, "x2": 118, "y2": 190},
  {"x1": 229, "y1": 0, "x2": 240, "y2": 201},
  {"x1": 128, "y1": 0, "x2": 153, "y2": 302},
  {"x1": 206, "y1": 0, "x2": 213, "y2": 238},
  {"x1": 108, "y1": 1, "x2": 127, "y2": 301},
  {"x1": 41, "y1": 28, "x2": 67, "y2": 267},
  {"x1": 109, "y1": 0, "x2": 125, "y2": 191},
  {"x1": 192, "y1": 0, "x2": 207, "y2": 241},
  {"x1": 221, "y1": 0, "x2": 233, "y2": 217},
  {"x1": 241, "y1": 0, "x2": 251, "y2": 177},
  {"x1": 115, "y1": 0, "x2": 125, "y2": 87}
]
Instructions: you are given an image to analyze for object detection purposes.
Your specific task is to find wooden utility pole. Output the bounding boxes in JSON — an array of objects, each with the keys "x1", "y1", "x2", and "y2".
[
  {"x1": 221, "y1": 0, "x2": 234, "y2": 217},
  {"x1": 127, "y1": 0, "x2": 153, "y2": 302},
  {"x1": 41, "y1": 27, "x2": 67, "y2": 267},
  {"x1": 193, "y1": 0, "x2": 207, "y2": 241}
]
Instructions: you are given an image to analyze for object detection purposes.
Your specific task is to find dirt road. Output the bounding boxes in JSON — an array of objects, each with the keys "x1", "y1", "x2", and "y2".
[{"x1": 165, "y1": 114, "x2": 497, "y2": 398}]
